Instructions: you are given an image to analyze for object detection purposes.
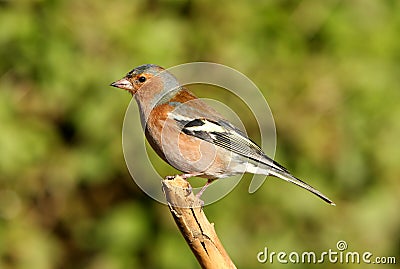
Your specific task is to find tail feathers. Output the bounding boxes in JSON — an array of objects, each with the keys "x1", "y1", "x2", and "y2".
[{"x1": 268, "y1": 168, "x2": 335, "y2": 206}]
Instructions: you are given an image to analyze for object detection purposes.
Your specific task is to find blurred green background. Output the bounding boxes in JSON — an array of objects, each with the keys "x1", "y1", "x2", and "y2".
[{"x1": 1, "y1": 0, "x2": 399, "y2": 268}]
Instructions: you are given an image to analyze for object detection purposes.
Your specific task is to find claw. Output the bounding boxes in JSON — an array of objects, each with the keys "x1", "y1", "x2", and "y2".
[{"x1": 165, "y1": 175, "x2": 176, "y2": 180}]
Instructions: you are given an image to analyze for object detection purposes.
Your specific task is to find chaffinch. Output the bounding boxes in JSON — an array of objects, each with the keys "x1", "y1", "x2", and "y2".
[{"x1": 111, "y1": 64, "x2": 334, "y2": 205}]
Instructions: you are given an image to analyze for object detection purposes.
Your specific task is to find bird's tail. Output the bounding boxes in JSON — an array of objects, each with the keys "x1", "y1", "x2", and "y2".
[{"x1": 268, "y1": 168, "x2": 335, "y2": 206}]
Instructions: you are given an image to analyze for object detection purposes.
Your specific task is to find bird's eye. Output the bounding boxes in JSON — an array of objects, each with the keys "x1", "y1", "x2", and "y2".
[{"x1": 138, "y1": 76, "x2": 147, "y2": 83}]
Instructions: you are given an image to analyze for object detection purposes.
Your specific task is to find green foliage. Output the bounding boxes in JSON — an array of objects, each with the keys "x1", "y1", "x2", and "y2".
[{"x1": 0, "y1": 0, "x2": 399, "y2": 268}]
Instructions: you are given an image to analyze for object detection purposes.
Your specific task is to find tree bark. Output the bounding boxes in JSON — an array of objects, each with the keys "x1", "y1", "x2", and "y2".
[{"x1": 162, "y1": 176, "x2": 237, "y2": 269}]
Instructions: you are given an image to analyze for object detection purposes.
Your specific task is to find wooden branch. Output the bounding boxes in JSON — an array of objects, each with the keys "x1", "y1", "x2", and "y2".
[{"x1": 162, "y1": 176, "x2": 237, "y2": 269}]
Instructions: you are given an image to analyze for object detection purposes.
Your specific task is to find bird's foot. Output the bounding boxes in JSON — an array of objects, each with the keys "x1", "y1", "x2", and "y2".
[
  {"x1": 165, "y1": 173, "x2": 200, "y2": 181},
  {"x1": 165, "y1": 174, "x2": 200, "y2": 196},
  {"x1": 196, "y1": 179, "x2": 214, "y2": 199},
  {"x1": 165, "y1": 175, "x2": 176, "y2": 180}
]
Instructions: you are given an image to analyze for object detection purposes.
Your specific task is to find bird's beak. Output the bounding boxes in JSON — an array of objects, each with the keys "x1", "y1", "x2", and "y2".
[{"x1": 110, "y1": 78, "x2": 135, "y2": 93}]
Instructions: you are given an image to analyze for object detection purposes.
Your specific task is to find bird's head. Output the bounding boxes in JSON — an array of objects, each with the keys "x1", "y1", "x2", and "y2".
[{"x1": 110, "y1": 64, "x2": 166, "y2": 95}]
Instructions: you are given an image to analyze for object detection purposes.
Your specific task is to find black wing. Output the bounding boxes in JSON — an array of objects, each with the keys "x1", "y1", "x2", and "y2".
[{"x1": 175, "y1": 117, "x2": 289, "y2": 173}]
